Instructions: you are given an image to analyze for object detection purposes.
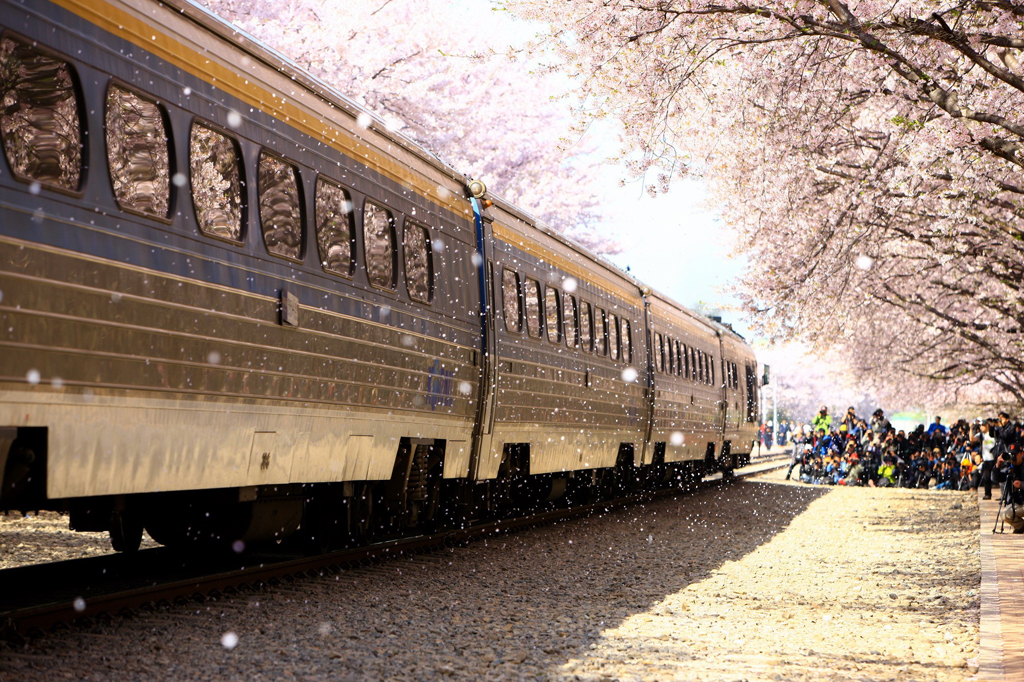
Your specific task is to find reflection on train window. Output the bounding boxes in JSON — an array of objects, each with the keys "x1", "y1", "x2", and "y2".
[
  {"x1": 502, "y1": 268, "x2": 521, "y2": 332},
  {"x1": 564, "y1": 294, "x2": 578, "y2": 348},
  {"x1": 258, "y1": 151, "x2": 303, "y2": 260},
  {"x1": 620, "y1": 318, "x2": 631, "y2": 364},
  {"x1": 106, "y1": 85, "x2": 169, "y2": 217},
  {"x1": 579, "y1": 301, "x2": 592, "y2": 352},
  {"x1": 700, "y1": 351, "x2": 707, "y2": 384},
  {"x1": 315, "y1": 178, "x2": 354, "y2": 276},
  {"x1": 676, "y1": 341, "x2": 683, "y2": 377},
  {"x1": 404, "y1": 221, "x2": 433, "y2": 303},
  {"x1": 363, "y1": 201, "x2": 396, "y2": 289},
  {"x1": 608, "y1": 313, "x2": 619, "y2": 360},
  {"x1": 523, "y1": 278, "x2": 541, "y2": 338},
  {"x1": 545, "y1": 287, "x2": 561, "y2": 343},
  {"x1": 0, "y1": 37, "x2": 81, "y2": 191},
  {"x1": 667, "y1": 336, "x2": 675, "y2": 375},
  {"x1": 594, "y1": 307, "x2": 606, "y2": 356},
  {"x1": 710, "y1": 355, "x2": 716, "y2": 385},
  {"x1": 654, "y1": 333, "x2": 664, "y2": 373},
  {"x1": 690, "y1": 348, "x2": 697, "y2": 382},
  {"x1": 681, "y1": 343, "x2": 688, "y2": 378},
  {"x1": 190, "y1": 123, "x2": 242, "y2": 241}
]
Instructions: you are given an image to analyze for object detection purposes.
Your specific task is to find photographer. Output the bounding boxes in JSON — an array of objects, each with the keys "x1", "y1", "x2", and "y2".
[
  {"x1": 993, "y1": 412, "x2": 1016, "y2": 462},
  {"x1": 994, "y1": 446, "x2": 1024, "y2": 533}
]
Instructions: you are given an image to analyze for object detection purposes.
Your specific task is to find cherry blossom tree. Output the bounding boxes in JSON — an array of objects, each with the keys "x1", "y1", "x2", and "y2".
[
  {"x1": 200, "y1": 0, "x2": 617, "y2": 252},
  {"x1": 507, "y1": 0, "x2": 1024, "y2": 408}
]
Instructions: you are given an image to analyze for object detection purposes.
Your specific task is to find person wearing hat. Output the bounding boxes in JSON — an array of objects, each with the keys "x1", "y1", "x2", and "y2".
[
  {"x1": 841, "y1": 406, "x2": 859, "y2": 434},
  {"x1": 844, "y1": 452, "x2": 864, "y2": 486},
  {"x1": 876, "y1": 454, "x2": 897, "y2": 487},
  {"x1": 813, "y1": 406, "x2": 832, "y2": 437},
  {"x1": 871, "y1": 409, "x2": 892, "y2": 436}
]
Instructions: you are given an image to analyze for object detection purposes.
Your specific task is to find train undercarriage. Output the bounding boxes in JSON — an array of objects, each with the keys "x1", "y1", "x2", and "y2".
[{"x1": 1, "y1": 431, "x2": 731, "y2": 554}]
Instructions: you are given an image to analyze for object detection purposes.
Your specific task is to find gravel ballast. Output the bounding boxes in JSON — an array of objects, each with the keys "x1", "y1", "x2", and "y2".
[
  {"x1": 0, "y1": 511, "x2": 157, "y2": 569},
  {"x1": 1, "y1": 470, "x2": 980, "y2": 681}
]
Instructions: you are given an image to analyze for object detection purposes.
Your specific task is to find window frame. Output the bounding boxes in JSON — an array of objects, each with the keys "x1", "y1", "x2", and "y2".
[
  {"x1": 564, "y1": 293, "x2": 578, "y2": 349},
  {"x1": 654, "y1": 332, "x2": 664, "y2": 373},
  {"x1": 0, "y1": 33, "x2": 86, "y2": 197},
  {"x1": 620, "y1": 318, "x2": 631, "y2": 364},
  {"x1": 257, "y1": 148, "x2": 305, "y2": 263},
  {"x1": 545, "y1": 286, "x2": 562, "y2": 344},
  {"x1": 502, "y1": 267, "x2": 522, "y2": 333},
  {"x1": 608, "y1": 312, "x2": 619, "y2": 361},
  {"x1": 594, "y1": 307, "x2": 607, "y2": 356},
  {"x1": 402, "y1": 218, "x2": 434, "y2": 304},
  {"x1": 189, "y1": 118, "x2": 246, "y2": 245},
  {"x1": 523, "y1": 277, "x2": 542, "y2": 339},
  {"x1": 361, "y1": 198, "x2": 398, "y2": 290},
  {"x1": 314, "y1": 175, "x2": 356, "y2": 277},
  {"x1": 104, "y1": 79, "x2": 173, "y2": 222},
  {"x1": 579, "y1": 301, "x2": 593, "y2": 353}
]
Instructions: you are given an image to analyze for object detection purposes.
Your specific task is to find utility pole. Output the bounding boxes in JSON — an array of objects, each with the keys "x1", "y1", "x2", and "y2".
[{"x1": 773, "y1": 380, "x2": 778, "y2": 435}]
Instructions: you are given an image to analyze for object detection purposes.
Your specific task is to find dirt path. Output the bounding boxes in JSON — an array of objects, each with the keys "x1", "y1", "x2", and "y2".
[{"x1": 1, "y1": 472, "x2": 979, "y2": 681}]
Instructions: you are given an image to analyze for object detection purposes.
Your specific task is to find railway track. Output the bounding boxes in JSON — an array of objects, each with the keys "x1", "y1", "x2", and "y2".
[{"x1": 0, "y1": 456, "x2": 787, "y2": 642}]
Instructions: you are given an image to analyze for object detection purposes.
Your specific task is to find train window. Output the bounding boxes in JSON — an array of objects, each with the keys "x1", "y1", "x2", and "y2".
[
  {"x1": 258, "y1": 151, "x2": 303, "y2": 260},
  {"x1": 315, "y1": 178, "x2": 354, "y2": 276},
  {"x1": 502, "y1": 268, "x2": 521, "y2": 332},
  {"x1": 620, "y1": 319, "x2": 631, "y2": 364},
  {"x1": 190, "y1": 123, "x2": 243, "y2": 241},
  {"x1": 733, "y1": 362, "x2": 739, "y2": 388},
  {"x1": 710, "y1": 355, "x2": 715, "y2": 385},
  {"x1": 0, "y1": 37, "x2": 81, "y2": 191},
  {"x1": 608, "y1": 313, "x2": 619, "y2": 360},
  {"x1": 545, "y1": 287, "x2": 561, "y2": 343},
  {"x1": 564, "y1": 294, "x2": 578, "y2": 348},
  {"x1": 363, "y1": 201, "x2": 396, "y2": 289},
  {"x1": 403, "y1": 221, "x2": 433, "y2": 303},
  {"x1": 579, "y1": 301, "x2": 592, "y2": 352},
  {"x1": 667, "y1": 337, "x2": 675, "y2": 375},
  {"x1": 523, "y1": 278, "x2": 541, "y2": 338},
  {"x1": 672, "y1": 340, "x2": 679, "y2": 377},
  {"x1": 654, "y1": 333, "x2": 664, "y2": 373},
  {"x1": 105, "y1": 85, "x2": 170, "y2": 217},
  {"x1": 690, "y1": 347, "x2": 697, "y2": 382},
  {"x1": 594, "y1": 307, "x2": 606, "y2": 356}
]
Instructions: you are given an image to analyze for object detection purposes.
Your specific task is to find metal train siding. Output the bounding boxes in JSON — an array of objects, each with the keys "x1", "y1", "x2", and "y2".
[{"x1": 0, "y1": 0, "x2": 760, "y2": 552}]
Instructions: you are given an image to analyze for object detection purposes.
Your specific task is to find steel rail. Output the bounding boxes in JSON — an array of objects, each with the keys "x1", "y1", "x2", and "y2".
[{"x1": 0, "y1": 457, "x2": 787, "y2": 640}]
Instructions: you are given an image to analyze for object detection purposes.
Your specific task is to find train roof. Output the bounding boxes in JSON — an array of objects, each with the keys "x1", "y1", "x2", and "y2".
[{"x1": 168, "y1": 0, "x2": 745, "y2": 346}]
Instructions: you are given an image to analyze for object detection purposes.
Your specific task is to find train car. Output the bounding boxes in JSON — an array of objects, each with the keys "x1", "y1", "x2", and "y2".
[
  {"x1": 648, "y1": 296, "x2": 725, "y2": 470},
  {"x1": 0, "y1": 0, "x2": 761, "y2": 552},
  {"x1": 0, "y1": 0, "x2": 487, "y2": 550},
  {"x1": 716, "y1": 320, "x2": 759, "y2": 467},
  {"x1": 480, "y1": 200, "x2": 648, "y2": 498}
]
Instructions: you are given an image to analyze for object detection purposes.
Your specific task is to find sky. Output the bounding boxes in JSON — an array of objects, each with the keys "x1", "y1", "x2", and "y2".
[
  {"x1": 454, "y1": 2, "x2": 754, "y2": 338},
  {"x1": 599, "y1": 177, "x2": 751, "y2": 338}
]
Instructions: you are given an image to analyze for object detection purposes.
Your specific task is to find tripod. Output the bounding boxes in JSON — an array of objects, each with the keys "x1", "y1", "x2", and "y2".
[{"x1": 993, "y1": 474, "x2": 1016, "y2": 534}]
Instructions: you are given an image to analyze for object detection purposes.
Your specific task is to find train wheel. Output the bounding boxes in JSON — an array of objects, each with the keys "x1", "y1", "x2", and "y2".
[{"x1": 109, "y1": 511, "x2": 143, "y2": 553}]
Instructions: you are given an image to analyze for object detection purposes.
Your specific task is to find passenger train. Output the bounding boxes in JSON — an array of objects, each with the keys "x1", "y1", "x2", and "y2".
[{"x1": 0, "y1": 0, "x2": 761, "y2": 552}]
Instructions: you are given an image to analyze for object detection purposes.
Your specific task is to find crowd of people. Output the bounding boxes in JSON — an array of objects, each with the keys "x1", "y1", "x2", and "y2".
[{"x1": 772, "y1": 407, "x2": 1023, "y2": 513}]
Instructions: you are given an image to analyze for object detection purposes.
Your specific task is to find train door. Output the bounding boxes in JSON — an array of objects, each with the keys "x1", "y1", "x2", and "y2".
[
  {"x1": 717, "y1": 334, "x2": 729, "y2": 435},
  {"x1": 467, "y1": 194, "x2": 498, "y2": 480},
  {"x1": 640, "y1": 293, "x2": 657, "y2": 465}
]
